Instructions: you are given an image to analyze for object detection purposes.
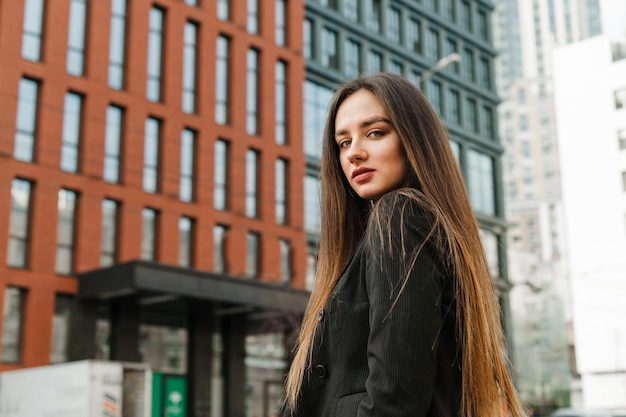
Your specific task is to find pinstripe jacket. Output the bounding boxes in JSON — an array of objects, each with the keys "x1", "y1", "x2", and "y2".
[{"x1": 284, "y1": 192, "x2": 462, "y2": 417}]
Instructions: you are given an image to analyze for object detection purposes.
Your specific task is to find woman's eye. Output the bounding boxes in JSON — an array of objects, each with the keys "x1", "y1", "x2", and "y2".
[
  {"x1": 339, "y1": 139, "x2": 351, "y2": 148},
  {"x1": 369, "y1": 130, "x2": 384, "y2": 138}
]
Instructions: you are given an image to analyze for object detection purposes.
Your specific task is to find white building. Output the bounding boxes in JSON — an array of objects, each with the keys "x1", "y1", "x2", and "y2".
[{"x1": 553, "y1": 34, "x2": 626, "y2": 410}]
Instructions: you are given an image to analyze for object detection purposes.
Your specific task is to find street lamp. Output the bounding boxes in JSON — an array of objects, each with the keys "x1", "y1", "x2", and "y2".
[{"x1": 417, "y1": 52, "x2": 462, "y2": 83}]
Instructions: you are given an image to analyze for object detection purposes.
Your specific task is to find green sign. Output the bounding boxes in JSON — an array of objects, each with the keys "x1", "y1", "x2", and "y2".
[{"x1": 164, "y1": 376, "x2": 187, "y2": 417}]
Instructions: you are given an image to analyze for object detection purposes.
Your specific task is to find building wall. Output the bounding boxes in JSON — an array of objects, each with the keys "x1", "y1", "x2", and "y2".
[{"x1": 0, "y1": 0, "x2": 306, "y2": 370}]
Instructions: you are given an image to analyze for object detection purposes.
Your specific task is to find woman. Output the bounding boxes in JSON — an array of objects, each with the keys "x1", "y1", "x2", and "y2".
[{"x1": 283, "y1": 73, "x2": 527, "y2": 417}]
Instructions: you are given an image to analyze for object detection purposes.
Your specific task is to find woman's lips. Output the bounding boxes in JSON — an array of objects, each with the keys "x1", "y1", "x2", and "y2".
[{"x1": 352, "y1": 168, "x2": 375, "y2": 183}]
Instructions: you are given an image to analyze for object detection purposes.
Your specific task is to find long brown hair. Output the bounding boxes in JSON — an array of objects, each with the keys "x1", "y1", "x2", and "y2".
[{"x1": 285, "y1": 73, "x2": 527, "y2": 417}]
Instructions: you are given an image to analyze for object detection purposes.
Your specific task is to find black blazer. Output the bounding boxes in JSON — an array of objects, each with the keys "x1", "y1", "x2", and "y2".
[{"x1": 285, "y1": 192, "x2": 461, "y2": 417}]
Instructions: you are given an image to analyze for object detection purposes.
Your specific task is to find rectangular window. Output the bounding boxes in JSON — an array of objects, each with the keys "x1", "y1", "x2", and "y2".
[
  {"x1": 14, "y1": 78, "x2": 39, "y2": 162},
  {"x1": 465, "y1": 98, "x2": 478, "y2": 132},
  {"x1": 67, "y1": 0, "x2": 87, "y2": 76},
  {"x1": 143, "y1": 117, "x2": 161, "y2": 193},
  {"x1": 482, "y1": 106, "x2": 494, "y2": 139},
  {"x1": 446, "y1": 89, "x2": 460, "y2": 125},
  {"x1": 618, "y1": 129, "x2": 626, "y2": 150},
  {"x1": 247, "y1": 0, "x2": 258, "y2": 34},
  {"x1": 55, "y1": 189, "x2": 78, "y2": 275},
  {"x1": 389, "y1": 60, "x2": 403, "y2": 74},
  {"x1": 182, "y1": 21, "x2": 198, "y2": 114},
  {"x1": 615, "y1": 88, "x2": 626, "y2": 109},
  {"x1": 100, "y1": 199, "x2": 119, "y2": 267},
  {"x1": 103, "y1": 105, "x2": 123, "y2": 183},
  {"x1": 407, "y1": 18, "x2": 421, "y2": 54},
  {"x1": 60, "y1": 92, "x2": 83, "y2": 173},
  {"x1": 478, "y1": 10, "x2": 489, "y2": 40},
  {"x1": 2, "y1": 287, "x2": 26, "y2": 363},
  {"x1": 479, "y1": 57, "x2": 491, "y2": 89},
  {"x1": 321, "y1": 27, "x2": 338, "y2": 69},
  {"x1": 320, "y1": 0, "x2": 338, "y2": 9},
  {"x1": 216, "y1": 36, "x2": 229, "y2": 125},
  {"x1": 303, "y1": 81, "x2": 333, "y2": 158},
  {"x1": 22, "y1": 0, "x2": 45, "y2": 61},
  {"x1": 141, "y1": 208, "x2": 158, "y2": 261},
  {"x1": 387, "y1": 7, "x2": 400, "y2": 43},
  {"x1": 279, "y1": 238, "x2": 292, "y2": 283},
  {"x1": 180, "y1": 129, "x2": 196, "y2": 202},
  {"x1": 343, "y1": 0, "x2": 358, "y2": 22},
  {"x1": 246, "y1": 149, "x2": 259, "y2": 218},
  {"x1": 345, "y1": 39, "x2": 361, "y2": 78},
  {"x1": 365, "y1": 0, "x2": 381, "y2": 33},
  {"x1": 275, "y1": 158, "x2": 288, "y2": 225},
  {"x1": 179, "y1": 216, "x2": 194, "y2": 267},
  {"x1": 462, "y1": 48, "x2": 475, "y2": 81},
  {"x1": 467, "y1": 150, "x2": 495, "y2": 216},
  {"x1": 185, "y1": 0, "x2": 197, "y2": 6},
  {"x1": 304, "y1": 175, "x2": 321, "y2": 233},
  {"x1": 443, "y1": 0, "x2": 455, "y2": 21},
  {"x1": 275, "y1": 61, "x2": 287, "y2": 145},
  {"x1": 217, "y1": 0, "x2": 229, "y2": 20},
  {"x1": 445, "y1": 38, "x2": 459, "y2": 73},
  {"x1": 275, "y1": 0, "x2": 286, "y2": 46},
  {"x1": 7, "y1": 179, "x2": 33, "y2": 268},
  {"x1": 246, "y1": 49, "x2": 259, "y2": 135},
  {"x1": 146, "y1": 7, "x2": 164, "y2": 102},
  {"x1": 50, "y1": 294, "x2": 73, "y2": 364},
  {"x1": 426, "y1": 28, "x2": 440, "y2": 62},
  {"x1": 428, "y1": 80, "x2": 442, "y2": 115},
  {"x1": 461, "y1": 1, "x2": 472, "y2": 31},
  {"x1": 367, "y1": 50, "x2": 382, "y2": 73},
  {"x1": 303, "y1": 19, "x2": 313, "y2": 60},
  {"x1": 214, "y1": 139, "x2": 229, "y2": 210},
  {"x1": 246, "y1": 232, "x2": 260, "y2": 278},
  {"x1": 108, "y1": 0, "x2": 127, "y2": 89},
  {"x1": 213, "y1": 224, "x2": 228, "y2": 273}
]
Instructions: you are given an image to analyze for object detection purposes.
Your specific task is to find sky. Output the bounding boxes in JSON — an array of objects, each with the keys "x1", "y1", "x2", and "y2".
[{"x1": 600, "y1": 0, "x2": 626, "y2": 40}]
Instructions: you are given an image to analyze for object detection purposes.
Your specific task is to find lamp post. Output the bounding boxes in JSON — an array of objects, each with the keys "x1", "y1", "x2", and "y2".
[{"x1": 417, "y1": 52, "x2": 462, "y2": 83}]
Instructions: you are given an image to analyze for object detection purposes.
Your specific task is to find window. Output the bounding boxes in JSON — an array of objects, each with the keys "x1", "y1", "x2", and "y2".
[
  {"x1": 519, "y1": 114, "x2": 528, "y2": 131},
  {"x1": 462, "y1": 48, "x2": 475, "y2": 81},
  {"x1": 479, "y1": 57, "x2": 491, "y2": 89},
  {"x1": 275, "y1": 158, "x2": 288, "y2": 225},
  {"x1": 387, "y1": 7, "x2": 400, "y2": 43},
  {"x1": 615, "y1": 88, "x2": 626, "y2": 109},
  {"x1": 217, "y1": 0, "x2": 229, "y2": 20},
  {"x1": 213, "y1": 224, "x2": 228, "y2": 273},
  {"x1": 426, "y1": 28, "x2": 440, "y2": 62},
  {"x1": 365, "y1": 0, "x2": 381, "y2": 33},
  {"x1": 478, "y1": 10, "x2": 489, "y2": 40},
  {"x1": 460, "y1": 1, "x2": 472, "y2": 31},
  {"x1": 50, "y1": 294, "x2": 73, "y2": 363},
  {"x1": 279, "y1": 239, "x2": 292, "y2": 283},
  {"x1": 60, "y1": 92, "x2": 83, "y2": 173},
  {"x1": 143, "y1": 117, "x2": 161, "y2": 193},
  {"x1": 407, "y1": 18, "x2": 421, "y2": 54},
  {"x1": 518, "y1": 87, "x2": 526, "y2": 105},
  {"x1": 388, "y1": 60, "x2": 402, "y2": 74},
  {"x1": 185, "y1": 0, "x2": 197, "y2": 6},
  {"x1": 303, "y1": 19, "x2": 312, "y2": 60},
  {"x1": 304, "y1": 175, "x2": 321, "y2": 233},
  {"x1": 182, "y1": 22, "x2": 198, "y2": 114},
  {"x1": 214, "y1": 139, "x2": 229, "y2": 210},
  {"x1": 321, "y1": 27, "x2": 338, "y2": 69},
  {"x1": 7, "y1": 179, "x2": 33, "y2": 268},
  {"x1": 246, "y1": 232, "x2": 260, "y2": 278},
  {"x1": 343, "y1": 0, "x2": 358, "y2": 22},
  {"x1": 275, "y1": 61, "x2": 287, "y2": 145},
  {"x1": 14, "y1": 78, "x2": 39, "y2": 162},
  {"x1": 466, "y1": 150, "x2": 495, "y2": 216},
  {"x1": 2, "y1": 287, "x2": 26, "y2": 363},
  {"x1": 275, "y1": 0, "x2": 286, "y2": 46},
  {"x1": 100, "y1": 199, "x2": 119, "y2": 267},
  {"x1": 619, "y1": 129, "x2": 626, "y2": 150},
  {"x1": 428, "y1": 80, "x2": 443, "y2": 115},
  {"x1": 247, "y1": 0, "x2": 258, "y2": 34},
  {"x1": 103, "y1": 105, "x2": 123, "y2": 183},
  {"x1": 55, "y1": 189, "x2": 78, "y2": 275},
  {"x1": 215, "y1": 36, "x2": 229, "y2": 125},
  {"x1": 146, "y1": 7, "x2": 164, "y2": 102},
  {"x1": 465, "y1": 98, "x2": 478, "y2": 132},
  {"x1": 22, "y1": 0, "x2": 45, "y2": 61},
  {"x1": 444, "y1": 38, "x2": 459, "y2": 73},
  {"x1": 246, "y1": 48, "x2": 259, "y2": 135},
  {"x1": 482, "y1": 106, "x2": 494, "y2": 139},
  {"x1": 179, "y1": 217, "x2": 194, "y2": 267},
  {"x1": 345, "y1": 39, "x2": 361, "y2": 78},
  {"x1": 320, "y1": 0, "x2": 338, "y2": 9},
  {"x1": 108, "y1": 0, "x2": 127, "y2": 89},
  {"x1": 367, "y1": 50, "x2": 382, "y2": 73},
  {"x1": 303, "y1": 81, "x2": 333, "y2": 158},
  {"x1": 141, "y1": 208, "x2": 158, "y2": 261},
  {"x1": 246, "y1": 149, "x2": 259, "y2": 218},
  {"x1": 446, "y1": 89, "x2": 460, "y2": 125},
  {"x1": 180, "y1": 129, "x2": 196, "y2": 202},
  {"x1": 67, "y1": 0, "x2": 87, "y2": 76}
]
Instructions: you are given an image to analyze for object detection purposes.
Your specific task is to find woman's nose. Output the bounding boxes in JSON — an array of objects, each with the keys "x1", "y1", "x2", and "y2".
[{"x1": 346, "y1": 139, "x2": 366, "y2": 162}]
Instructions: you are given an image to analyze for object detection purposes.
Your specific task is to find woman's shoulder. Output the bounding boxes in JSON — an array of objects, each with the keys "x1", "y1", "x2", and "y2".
[{"x1": 373, "y1": 188, "x2": 437, "y2": 223}]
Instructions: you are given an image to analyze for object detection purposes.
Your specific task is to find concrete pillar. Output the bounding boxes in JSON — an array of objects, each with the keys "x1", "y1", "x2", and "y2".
[
  {"x1": 187, "y1": 300, "x2": 214, "y2": 417},
  {"x1": 67, "y1": 299, "x2": 98, "y2": 360},
  {"x1": 223, "y1": 314, "x2": 247, "y2": 417},
  {"x1": 109, "y1": 296, "x2": 141, "y2": 362}
]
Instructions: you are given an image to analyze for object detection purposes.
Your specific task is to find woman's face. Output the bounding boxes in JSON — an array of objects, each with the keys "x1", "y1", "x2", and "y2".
[{"x1": 334, "y1": 89, "x2": 408, "y2": 201}]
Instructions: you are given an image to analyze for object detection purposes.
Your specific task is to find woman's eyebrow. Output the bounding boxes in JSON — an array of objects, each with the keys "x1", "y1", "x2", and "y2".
[{"x1": 334, "y1": 116, "x2": 392, "y2": 138}]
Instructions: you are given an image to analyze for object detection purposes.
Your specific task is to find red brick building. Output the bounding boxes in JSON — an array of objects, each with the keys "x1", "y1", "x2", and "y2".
[{"x1": 0, "y1": 0, "x2": 309, "y2": 414}]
